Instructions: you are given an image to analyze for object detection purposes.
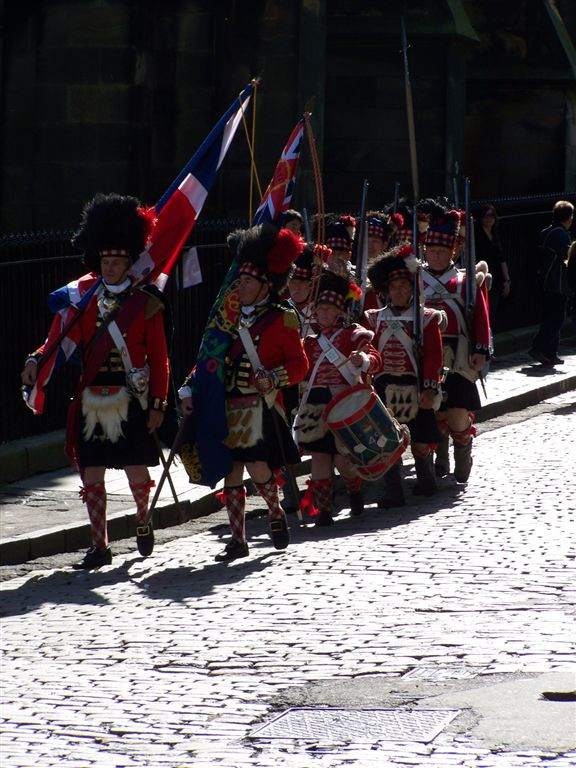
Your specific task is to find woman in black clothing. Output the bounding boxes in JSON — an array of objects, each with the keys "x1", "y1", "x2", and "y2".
[{"x1": 474, "y1": 205, "x2": 511, "y2": 329}]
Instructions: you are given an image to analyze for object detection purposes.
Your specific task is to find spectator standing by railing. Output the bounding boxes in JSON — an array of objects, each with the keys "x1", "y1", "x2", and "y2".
[
  {"x1": 529, "y1": 200, "x2": 574, "y2": 366},
  {"x1": 474, "y1": 204, "x2": 511, "y2": 331}
]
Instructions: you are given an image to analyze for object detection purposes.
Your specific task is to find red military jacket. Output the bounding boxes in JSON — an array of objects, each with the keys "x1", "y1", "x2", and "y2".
[
  {"x1": 362, "y1": 287, "x2": 384, "y2": 312},
  {"x1": 37, "y1": 285, "x2": 170, "y2": 405},
  {"x1": 364, "y1": 305, "x2": 444, "y2": 391},
  {"x1": 303, "y1": 322, "x2": 381, "y2": 388},
  {"x1": 422, "y1": 266, "x2": 490, "y2": 355},
  {"x1": 226, "y1": 302, "x2": 309, "y2": 396}
]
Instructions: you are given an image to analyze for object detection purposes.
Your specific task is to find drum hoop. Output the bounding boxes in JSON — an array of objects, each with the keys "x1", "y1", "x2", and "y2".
[
  {"x1": 355, "y1": 429, "x2": 411, "y2": 480},
  {"x1": 324, "y1": 383, "x2": 378, "y2": 429}
]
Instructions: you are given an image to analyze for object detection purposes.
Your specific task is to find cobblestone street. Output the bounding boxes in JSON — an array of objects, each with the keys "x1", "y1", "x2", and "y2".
[{"x1": 1, "y1": 394, "x2": 575, "y2": 767}]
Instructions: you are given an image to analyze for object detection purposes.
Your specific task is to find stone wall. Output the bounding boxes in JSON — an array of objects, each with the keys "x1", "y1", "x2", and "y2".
[{"x1": 0, "y1": 0, "x2": 574, "y2": 231}]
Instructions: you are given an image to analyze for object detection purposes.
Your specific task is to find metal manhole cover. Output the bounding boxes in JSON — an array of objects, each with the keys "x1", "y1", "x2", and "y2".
[
  {"x1": 250, "y1": 708, "x2": 460, "y2": 743},
  {"x1": 402, "y1": 664, "x2": 487, "y2": 681}
]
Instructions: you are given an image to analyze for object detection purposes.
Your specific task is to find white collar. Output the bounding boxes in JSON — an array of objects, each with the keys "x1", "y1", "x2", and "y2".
[
  {"x1": 241, "y1": 296, "x2": 270, "y2": 315},
  {"x1": 103, "y1": 277, "x2": 132, "y2": 294}
]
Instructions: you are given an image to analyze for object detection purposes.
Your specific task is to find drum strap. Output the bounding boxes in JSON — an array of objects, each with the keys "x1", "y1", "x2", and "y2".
[
  {"x1": 423, "y1": 271, "x2": 469, "y2": 337},
  {"x1": 317, "y1": 332, "x2": 360, "y2": 387}
]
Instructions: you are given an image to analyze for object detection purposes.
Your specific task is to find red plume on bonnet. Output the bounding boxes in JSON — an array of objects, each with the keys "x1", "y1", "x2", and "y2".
[
  {"x1": 138, "y1": 206, "x2": 157, "y2": 243},
  {"x1": 266, "y1": 228, "x2": 304, "y2": 274}
]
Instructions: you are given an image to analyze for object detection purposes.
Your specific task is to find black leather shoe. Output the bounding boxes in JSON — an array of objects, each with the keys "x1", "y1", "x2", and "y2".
[
  {"x1": 529, "y1": 349, "x2": 553, "y2": 366},
  {"x1": 435, "y1": 462, "x2": 449, "y2": 478},
  {"x1": 72, "y1": 546, "x2": 112, "y2": 570},
  {"x1": 378, "y1": 495, "x2": 405, "y2": 509},
  {"x1": 215, "y1": 539, "x2": 249, "y2": 562},
  {"x1": 314, "y1": 511, "x2": 334, "y2": 527},
  {"x1": 269, "y1": 517, "x2": 290, "y2": 550},
  {"x1": 349, "y1": 492, "x2": 364, "y2": 517},
  {"x1": 553, "y1": 356, "x2": 565, "y2": 365},
  {"x1": 413, "y1": 456, "x2": 438, "y2": 496},
  {"x1": 136, "y1": 523, "x2": 155, "y2": 557}
]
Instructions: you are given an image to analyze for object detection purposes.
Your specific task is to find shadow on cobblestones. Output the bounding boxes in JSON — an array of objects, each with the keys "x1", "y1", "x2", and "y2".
[
  {"x1": 517, "y1": 364, "x2": 566, "y2": 378},
  {"x1": 0, "y1": 563, "x2": 135, "y2": 616},
  {"x1": 132, "y1": 554, "x2": 275, "y2": 602},
  {"x1": 551, "y1": 402, "x2": 576, "y2": 416}
]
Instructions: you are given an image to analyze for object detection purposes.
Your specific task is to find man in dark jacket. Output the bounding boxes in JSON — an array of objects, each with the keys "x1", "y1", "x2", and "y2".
[{"x1": 529, "y1": 200, "x2": 574, "y2": 366}]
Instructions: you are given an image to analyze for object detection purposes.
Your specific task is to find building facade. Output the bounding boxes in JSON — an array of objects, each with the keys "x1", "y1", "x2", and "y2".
[{"x1": 0, "y1": 0, "x2": 575, "y2": 230}]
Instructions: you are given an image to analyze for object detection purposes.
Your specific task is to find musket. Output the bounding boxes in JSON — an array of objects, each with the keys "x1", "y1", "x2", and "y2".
[
  {"x1": 412, "y1": 205, "x2": 425, "y2": 386},
  {"x1": 464, "y1": 178, "x2": 476, "y2": 338},
  {"x1": 355, "y1": 179, "x2": 370, "y2": 315},
  {"x1": 452, "y1": 176, "x2": 460, "y2": 209},
  {"x1": 401, "y1": 17, "x2": 420, "y2": 202},
  {"x1": 463, "y1": 178, "x2": 487, "y2": 397},
  {"x1": 452, "y1": 161, "x2": 460, "y2": 207},
  {"x1": 392, "y1": 181, "x2": 400, "y2": 215}
]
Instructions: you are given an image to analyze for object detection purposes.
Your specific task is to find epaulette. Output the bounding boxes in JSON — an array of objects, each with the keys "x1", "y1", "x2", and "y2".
[
  {"x1": 475, "y1": 260, "x2": 490, "y2": 288},
  {"x1": 139, "y1": 284, "x2": 166, "y2": 319},
  {"x1": 424, "y1": 307, "x2": 447, "y2": 326},
  {"x1": 272, "y1": 301, "x2": 300, "y2": 330}
]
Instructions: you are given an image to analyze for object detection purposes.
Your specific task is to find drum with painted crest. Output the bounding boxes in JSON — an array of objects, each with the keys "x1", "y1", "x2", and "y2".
[{"x1": 323, "y1": 383, "x2": 410, "y2": 480}]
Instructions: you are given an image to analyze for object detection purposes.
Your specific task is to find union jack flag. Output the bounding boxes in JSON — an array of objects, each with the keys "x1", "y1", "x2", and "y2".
[
  {"x1": 132, "y1": 82, "x2": 255, "y2": 288},
  {"x1": 24, "y1": 276, "x2": 103, "y2": 414},
  {"x1": 252, "y1": 118, "x2": 305, "y2": 225}
]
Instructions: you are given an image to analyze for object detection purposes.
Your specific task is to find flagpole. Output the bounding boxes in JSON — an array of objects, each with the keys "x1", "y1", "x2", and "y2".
[
  {"x1": 153, "y1": 432, "x2": 182, "y2": 515},
  {"x1": 145, "y1": 416, "x2": 189, "y2": 526}
]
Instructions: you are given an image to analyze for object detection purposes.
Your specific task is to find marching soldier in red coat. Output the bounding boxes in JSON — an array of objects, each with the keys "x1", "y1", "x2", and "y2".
[
  {"x1": 295, "y1": 269, "x2": 381, "y2": 525},
  {"x1": 420, "y1": 202, "x2": 491, "y2": 483},
  {"x1": 21, "y1": 194, "x2": 170, "y2": 569},
  {"x1": 286, "y1": 243, "x2": 317, "y2": 332},
  {"x1": 365, "y1": 244, "x2": 444, "y2": 506},
  {"x1": 362, "y1": 211, "x2": 405, "y2": 312},
  {"x1": 180, "y1": 224, "x2": 308, "y2": 562}
]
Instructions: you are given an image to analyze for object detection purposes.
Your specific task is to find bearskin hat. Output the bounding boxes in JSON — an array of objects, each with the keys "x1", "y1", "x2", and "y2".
[
  {"x1": 391, "y1": 198, "x2": 430, "y2": 245},
  {"x1": 419, "y1": 197, "x2": 463, "y2": 252},
  {"x1": 291, "y1": 243, "x2": 315, "y2": 281},
  {"x1": 228, "y1": 222, "x2": 304, "y2": 294},
  {"x1": 364, "y1": 210, "x2": 405, "y2": 244},
  {"x1": 367, "y1": 243, "x2": 419, "y2": 294},
  {"x1": 72, "y1": 192, "x2": 154, "y2": 274},
  {"x1": 316, "y1": 267, "x2": 362, "y2": 312},
  {"x1": 325, "y1": 213, "x2": 356, "y2": 252}
]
